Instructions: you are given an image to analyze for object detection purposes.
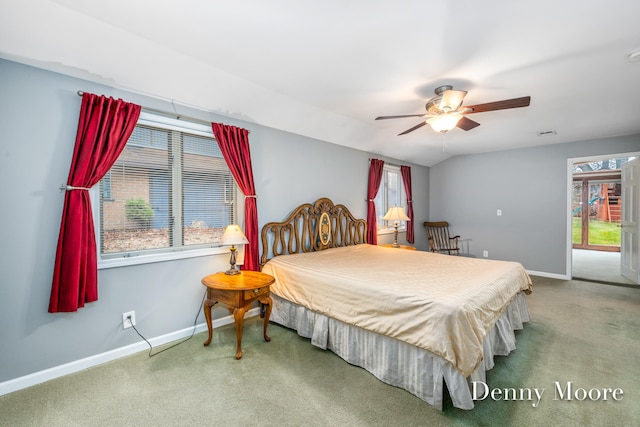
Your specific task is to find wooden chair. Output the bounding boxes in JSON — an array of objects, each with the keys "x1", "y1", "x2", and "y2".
[{"x1": 423, "y1": 221, "x2": 461, "y2": 255}]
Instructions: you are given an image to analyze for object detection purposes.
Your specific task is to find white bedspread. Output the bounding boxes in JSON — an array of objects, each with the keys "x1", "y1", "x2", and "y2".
[{"x1": 261, "y1": 244, "x2": 532, "y2": 377}]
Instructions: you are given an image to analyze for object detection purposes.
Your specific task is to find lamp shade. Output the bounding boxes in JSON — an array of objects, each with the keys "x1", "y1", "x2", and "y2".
[
  {"x1": 382, "y1": 206, "x2": 410, "y2": 222},
  {"x1": 222, "y1": 224, "x2": 249, "y2": 245},
  {"x1": 427, "y1": 113, "x2": 462, "y2": 133}
]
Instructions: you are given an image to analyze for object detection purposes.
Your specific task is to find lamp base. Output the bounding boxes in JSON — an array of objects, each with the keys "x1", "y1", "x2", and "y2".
[
  {"x1": 225, "y1": 245, "x2": 241, "y2": 275},
  {"x1": 225, "y1": 267, "x2": 241, "y2": 275},
  {"x1": 392, "y1": 226, "x2": 400, "y2": 248}
]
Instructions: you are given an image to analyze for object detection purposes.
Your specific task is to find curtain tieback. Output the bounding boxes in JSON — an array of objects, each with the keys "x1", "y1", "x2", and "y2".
[
  {"x1": 60, "y1": 184, "x2": 91, "y2": 191},
  {"x1": 245, "y1": 195, "x2": 257, "y2": 199}
]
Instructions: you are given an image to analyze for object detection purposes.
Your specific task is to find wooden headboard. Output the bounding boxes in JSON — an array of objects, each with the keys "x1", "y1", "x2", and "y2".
[{"x1": 260, "y1": 197, "x2": 368, "y2": 266}]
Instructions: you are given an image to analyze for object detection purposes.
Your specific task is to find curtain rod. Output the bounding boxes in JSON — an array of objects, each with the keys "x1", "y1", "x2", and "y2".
[
  {"x1": 76, "y1": 90, "x2": 232, "y2": 129},
  {"x1": 369, "y1": 157, "x2": 403, "y2": 168}
]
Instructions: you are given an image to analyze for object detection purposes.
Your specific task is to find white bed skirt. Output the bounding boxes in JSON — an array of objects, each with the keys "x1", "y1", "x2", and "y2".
[{"x1": 269, "y1": 292, "x2": 530, "y2": 410}]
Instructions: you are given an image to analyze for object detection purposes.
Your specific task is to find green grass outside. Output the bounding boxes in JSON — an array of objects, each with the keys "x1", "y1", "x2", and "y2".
[{"x1": 572, "y1": 217, "x2": 621, "y2": 246}]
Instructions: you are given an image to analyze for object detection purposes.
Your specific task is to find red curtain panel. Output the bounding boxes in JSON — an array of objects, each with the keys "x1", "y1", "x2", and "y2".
[
  {"x1": 401, "y1": 165, "x2": 415, "y2": 244},
  {"x1": 49, "y1": 93, "x2": 141, "y2": 312},
  {"x1": 366, "y1": 159, "x2": 384, "y2": 245},
  {"x1": 211, "y1": 123, "x2": 259, "y2": 271}
]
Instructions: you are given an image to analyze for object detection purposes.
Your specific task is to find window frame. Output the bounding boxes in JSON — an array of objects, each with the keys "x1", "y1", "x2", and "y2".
[
  {"x1": 91, "y1": 112, "x2": 243, "y2": 269},
  {"x1": 375, "y1": 164, "x2": 408, "y2": 235}
]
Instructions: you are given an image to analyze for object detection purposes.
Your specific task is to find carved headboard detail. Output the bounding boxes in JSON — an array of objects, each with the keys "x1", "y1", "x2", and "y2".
[{"x1": 260, "y1": 197, "x2": 368, "y2": 266}]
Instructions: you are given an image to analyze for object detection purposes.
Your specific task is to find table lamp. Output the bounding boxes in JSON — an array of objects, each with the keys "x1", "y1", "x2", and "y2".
[
  {"x1": 222, "y1": 224, "x2": 249, "y2": 275},
  {"x1": 382, "y1": 207, "x2": 410, "y2": 248}
]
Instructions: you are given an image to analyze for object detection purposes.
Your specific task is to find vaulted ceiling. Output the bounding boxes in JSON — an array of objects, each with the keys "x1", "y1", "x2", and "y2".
[{"x1": 2, "y1": 1, "x2": 640, "y2": 166}]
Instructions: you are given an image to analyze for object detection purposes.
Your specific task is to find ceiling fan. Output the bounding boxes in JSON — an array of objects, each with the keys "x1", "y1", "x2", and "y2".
[{"x1": 375, "y1": 85, "x2": 531, "y2": 135}]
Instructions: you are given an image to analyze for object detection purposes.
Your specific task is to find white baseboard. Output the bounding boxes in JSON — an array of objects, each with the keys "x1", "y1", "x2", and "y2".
[
  {"x1": 0, "y1": 307, "x2": 260, "y2": 397},
  {"x1": 526, "y1": 269, "x2": 570, "y2": 280}
]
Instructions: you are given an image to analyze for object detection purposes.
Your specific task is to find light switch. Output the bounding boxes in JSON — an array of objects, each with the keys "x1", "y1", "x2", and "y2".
[{"x1": 497, "y1": 209, "x2": 502, "y2": 216}]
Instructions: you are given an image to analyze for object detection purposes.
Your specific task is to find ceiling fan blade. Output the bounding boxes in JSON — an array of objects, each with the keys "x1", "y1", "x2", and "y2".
[
  {"x1": 463, "y1": 96, "x2": 531, "y2": 114},
  {"x1": 456, "y1": 116, "x2": 480, "y2": 131},
  {"x1": 375, "y1": 114, "x2": 426, "y2": 120},
  {"x1": 398, "y1": 121, "x2": 427, "y2": 135},
  {"x1": 440, "y1": 89, "x2": 467, "y2": 111}
]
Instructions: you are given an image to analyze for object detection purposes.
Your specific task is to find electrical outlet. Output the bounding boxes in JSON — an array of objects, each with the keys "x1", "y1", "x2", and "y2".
[
  {"x1": 483, "y1": 250, "x2": 489, "y2": 258},
  {"x1": 122, "y1": 311, "x2": 136, "y2": 329}
]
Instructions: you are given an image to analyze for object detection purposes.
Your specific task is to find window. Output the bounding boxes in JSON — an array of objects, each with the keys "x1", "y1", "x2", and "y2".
[
  {"x1": 374, "y1": 164, "x2": 407, "y2": 232},
  {"x1": 100, "y1": 171, "x2": 112, "y2": 200},
  {"x1": 94, "y1": 112, "x2": 240, "y2": 267}
]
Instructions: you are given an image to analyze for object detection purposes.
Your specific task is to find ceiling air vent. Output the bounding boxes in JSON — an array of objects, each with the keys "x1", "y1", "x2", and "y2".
[
  {"x1": 537, "y1": 130, "x2": 557, "y2": 136},
  {"x1": 628, "y1": 49, "x2": 640, "y2": 63}
]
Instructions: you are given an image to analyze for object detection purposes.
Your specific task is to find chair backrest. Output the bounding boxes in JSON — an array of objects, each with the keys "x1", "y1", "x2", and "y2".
[{"x1": 423, "y1": 221, "x2": 460, "y2": 255}]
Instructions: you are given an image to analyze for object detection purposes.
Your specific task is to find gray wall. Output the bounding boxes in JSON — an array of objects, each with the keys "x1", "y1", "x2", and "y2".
[
  {"x1": 250, "y1": 127, "x2": 430, "y2": 250},
  {"x1": 0, "y1": 59, "x2": 428, "y2": 384},
  {"x1": 429, "y1": 135, "x2": 640, "y2": 275}
]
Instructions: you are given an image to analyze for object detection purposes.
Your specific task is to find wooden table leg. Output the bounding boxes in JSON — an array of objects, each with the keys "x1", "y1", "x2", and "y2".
[
  {"x1": 260, "y1": 296, "x2": 272, "y2": 342},
  {"x1": 203, "y1": 299, "x2": 217, "y2": 346},
  {"x1": 233, "y1": 306, "x2": 246, "y2": 359}
]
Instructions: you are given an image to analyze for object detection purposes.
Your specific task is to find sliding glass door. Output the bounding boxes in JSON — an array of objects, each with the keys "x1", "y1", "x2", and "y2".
[{"x1": 572, "y1": 177, "x2": 622, "y2": 251}]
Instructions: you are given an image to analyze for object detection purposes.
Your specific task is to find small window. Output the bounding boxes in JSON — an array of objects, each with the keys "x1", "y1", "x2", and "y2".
[
  {"x1": 95, "y1": 112, "x2": 240, "y2": 267},
  {"x1": 374, "y1": 164, "x2": 407, "y2": 232}
]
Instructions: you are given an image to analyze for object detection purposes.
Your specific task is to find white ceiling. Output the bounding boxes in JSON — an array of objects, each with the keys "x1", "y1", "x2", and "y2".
[{"x1": 2, "y1": 0, "x2": 640, "y2": 166}]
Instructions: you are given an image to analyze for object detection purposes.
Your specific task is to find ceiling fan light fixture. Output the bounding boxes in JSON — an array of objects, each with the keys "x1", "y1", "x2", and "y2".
[
  {"x1": 427, "y1": 113, "x2": 462, "y2": 133},
  {"x1": 375, "y1": 86, "x2": 530, "y2": 136},
  {"x1": 439, "y1": 89, "x2": 467, "y2": 111}
]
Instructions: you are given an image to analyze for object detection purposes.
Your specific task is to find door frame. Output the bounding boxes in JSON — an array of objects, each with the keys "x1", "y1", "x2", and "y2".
[{"x1": 566, "y1": 151, "x2": 640, "y2": 279}]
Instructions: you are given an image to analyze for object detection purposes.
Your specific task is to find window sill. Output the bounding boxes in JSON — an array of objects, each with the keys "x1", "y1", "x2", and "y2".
[
  {"x1": 98, "y1": 246, "x2": 230, "y2": 269},
  {"x1": 377, "y1": 228, "x2": 407, "y2": 236}
]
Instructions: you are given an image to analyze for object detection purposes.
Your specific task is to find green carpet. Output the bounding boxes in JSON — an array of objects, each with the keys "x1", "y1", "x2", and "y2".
[{"x1": 1, "y1": 276, "x2": 639, "y2": 426}]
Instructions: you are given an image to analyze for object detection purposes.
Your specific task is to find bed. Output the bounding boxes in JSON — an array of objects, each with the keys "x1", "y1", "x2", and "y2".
[{"x1": 260, "y1": 197, "x2": 532, "y2": 410}]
